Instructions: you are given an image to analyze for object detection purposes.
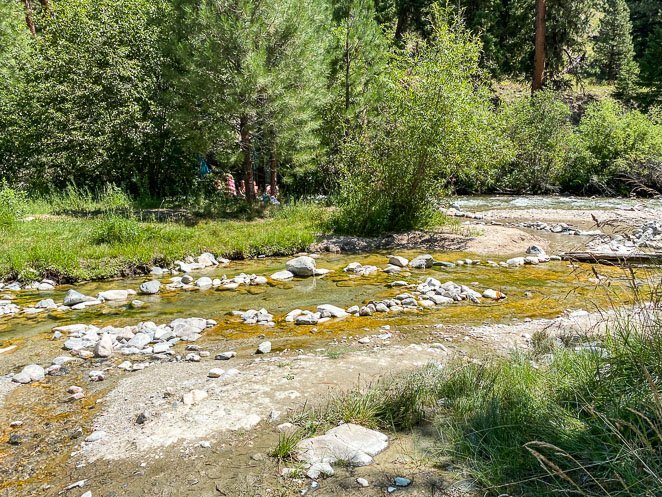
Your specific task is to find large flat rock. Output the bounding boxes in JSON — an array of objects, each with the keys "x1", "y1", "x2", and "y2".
[{"x1": 296, "y1": 423, "x2": 388, "y2": 467}]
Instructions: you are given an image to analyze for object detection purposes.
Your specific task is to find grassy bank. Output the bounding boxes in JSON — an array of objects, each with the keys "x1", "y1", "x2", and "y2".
[
  {"x1": 276, "y1": 306, "x2": 662, "y2": 496},
  {"x1": 0, "y1": 202, "x2": 328, "y2": 283}
]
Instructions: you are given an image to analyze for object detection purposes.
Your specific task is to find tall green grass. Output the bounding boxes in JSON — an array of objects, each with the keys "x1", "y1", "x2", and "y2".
[{"x1": 0, "y1": 198, "x2": 328, "y2": 282}]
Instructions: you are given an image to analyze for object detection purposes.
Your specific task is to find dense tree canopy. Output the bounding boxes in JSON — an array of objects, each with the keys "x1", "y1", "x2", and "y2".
[{"x1": 0, "y1": 0, "x2": 659, "y2": 201}]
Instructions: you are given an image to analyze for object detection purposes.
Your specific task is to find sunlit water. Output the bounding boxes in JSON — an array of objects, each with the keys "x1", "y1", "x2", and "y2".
[
  {"x1": 450, "y1": 194, "x2": 662, "y2": 212},
  {"x1": 0, "y1": 250, "x2": 649, "y2": 345}
]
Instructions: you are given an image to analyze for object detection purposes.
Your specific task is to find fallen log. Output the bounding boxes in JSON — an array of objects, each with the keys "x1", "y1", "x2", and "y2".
[{"x1": 561, "y1": 252, "x2": 662, "y2": 266}]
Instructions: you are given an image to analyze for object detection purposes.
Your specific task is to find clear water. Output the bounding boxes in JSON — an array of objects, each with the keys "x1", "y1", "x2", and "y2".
[
  {"x1": 0, "y1": 251, "x2": 646, "y2": 345},
  {"x1": 450, "y1": 195, "x2": 662, "y2": 212}
]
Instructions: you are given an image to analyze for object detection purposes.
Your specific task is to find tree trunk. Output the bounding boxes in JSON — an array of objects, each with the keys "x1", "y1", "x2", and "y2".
[
  {"x1": 532, "y1": 0, "x2": 546, "y2": 92},
  {"x1": 269, "y1": 146, "x2": 277, "y2": 197},
  {"x1": 239, "y1": 114, "x2": 254, "y2": 202},
  {"x1": 344, "y1": 28, "x2": 351, "y2": 112},
  {"x1": 22, "y1": 0, "x2": 36, "y2": 36}
]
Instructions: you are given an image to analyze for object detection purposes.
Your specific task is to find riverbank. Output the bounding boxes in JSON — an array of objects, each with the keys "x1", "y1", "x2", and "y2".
[{"x1": 1, "y1": 195, "x2": 660, "y2": 497}]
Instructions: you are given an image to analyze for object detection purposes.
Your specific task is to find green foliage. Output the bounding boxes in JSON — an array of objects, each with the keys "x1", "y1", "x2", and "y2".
[
  {"x1": 0, "y1": 0, "x2": 191, "y2": 196},
  {"x1": 574, "y1": 99, "x2": 662, "y2": 193},
  {"x1": 435, "y1": 313, "x2": 662, "y2": 496},
  {"x1": 498, "y1": 90, "x2": 580, "y2": 193},
  {"x1": 289, "y1": 306, "x2": 662, "y2": 496},
  {"x1": 51, "y1": 184, "x2": 133, "y2": 216},
  {"x1": 0, "y1": 182, "x2": 28, "y2": 230},
  {"x1": 594, "y1": 0, "x2": 639, "y2": 102},
  {"x1": 0, "y1": 198, "x2": 325, "y2": 282},
  {"x1": 91, "y1": 215, "x2": 143, "y2": 245},
  {"x1": 333, "y1": 8, "x2": 507, "y2": 235}
]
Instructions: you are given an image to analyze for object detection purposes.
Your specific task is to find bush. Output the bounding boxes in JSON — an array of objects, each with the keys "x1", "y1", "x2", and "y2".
[
  {"x1": 332, "y1": 8, "x2": 507, "y2": 236},
  {"x1": 0, "y1": 182, "x2": 28, "y2": 230},
  {"x1": 498, "y1": 90, "x2": 579, "y2": 193},
  {"x1": 572, "y1": 99, "x2": 662, "y2": 194},
  {"x1": 91, "y1": 215, "x2": 143, "y2": 245}
]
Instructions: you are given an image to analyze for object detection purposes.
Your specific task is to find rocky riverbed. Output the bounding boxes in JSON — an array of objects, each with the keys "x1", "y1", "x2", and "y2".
[{"x1": 1, "y1": 195, "x2": 660, "y2": 497}]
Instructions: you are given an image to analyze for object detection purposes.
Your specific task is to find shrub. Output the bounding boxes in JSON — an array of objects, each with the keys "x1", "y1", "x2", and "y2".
[
  {"x1": 498, "y1": 90, "x2": 577, "y2": 193},
  {"x1": 332, "y1": 8, "x2": 507, "y2": 236},
  {"x1": 573, "y1": 99, "x2": 662, "y2": 194},
  {"x1": 0, "y1": 182, "x2": 28, "y2": 230}
]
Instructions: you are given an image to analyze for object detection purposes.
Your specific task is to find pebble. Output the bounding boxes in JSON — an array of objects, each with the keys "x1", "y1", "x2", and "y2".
[
  {"x1": 356, "y1": 478, "x2": 369, "y2": 487},
  {"x1": 88, "y1": 370, "x2": 105, "y2": 382},
  {"x1": 256, "y1": 341, "x2": 272, "y2": 354},
  {"x1": 215, "y1": 351, "x2": 236, "y2": 360},
  {"x1": 394, "y1": 477, "x2": 412, "y2": 487},
  {"x1": 84, "y1": 431, "x2": 106, "y2": 443},
  {"x1": 208, "y1": 368, "x2": 225, "y2": 378}
]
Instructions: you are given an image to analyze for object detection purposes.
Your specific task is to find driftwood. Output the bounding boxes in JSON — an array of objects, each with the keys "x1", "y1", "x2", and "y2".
[{"x1": 561, "y1": 252, "x2": 662, "y2": 266}]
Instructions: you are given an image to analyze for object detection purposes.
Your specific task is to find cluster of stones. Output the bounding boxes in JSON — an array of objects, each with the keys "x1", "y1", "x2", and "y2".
[
  {"x1": 233, "y1": 308, "x2": 275, "y2": 326},
  {"x1": 444, "y1": 207, "x2": 485, "y2": 220},
  {"x1": 0, "y1": 251, "x2": 228, "y2": 297},
  {"x1": 55, "y1": 317, "x2": 216, "y2": 359},
  {"x1": 504, "y1": 246, "x2": 562, "y2": 267},
  {"x1": 286, "y1": 304, "x2": 349, "y2": 325},
  {"x1": 0, "y1": 278, "x2": 56, "y2": 293},
  {"x1": 0, "y1": 298, "x2": 20, "y2": 316},
  {"x1": 1, "y1": 288, "x2": 143, "y2": 321},
  {"x1": 162, "y1": 273, "x2": 268, "y2": 292}
]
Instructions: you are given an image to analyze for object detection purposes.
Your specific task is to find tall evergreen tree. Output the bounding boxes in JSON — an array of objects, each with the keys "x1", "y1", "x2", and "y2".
[
  {"x1": 180, "y1": 0, "x2": 330, "y2": 200},
  {"x1": 594, "y1": 0, "x2": 638, "y2": 82}
]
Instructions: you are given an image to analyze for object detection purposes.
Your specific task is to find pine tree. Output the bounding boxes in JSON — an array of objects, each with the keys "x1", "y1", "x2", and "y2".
[
  {"x1": 595, "y1": 0, "x2": 638, "y2": 82},
  {"x1": 180, "y1": 0, "x2": 330, "y2": 200}
]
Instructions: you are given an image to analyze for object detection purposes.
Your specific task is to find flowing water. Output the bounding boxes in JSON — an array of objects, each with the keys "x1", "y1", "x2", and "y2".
[{"x1": 0, "y1": 250, "x2": 646, "y2": 347}]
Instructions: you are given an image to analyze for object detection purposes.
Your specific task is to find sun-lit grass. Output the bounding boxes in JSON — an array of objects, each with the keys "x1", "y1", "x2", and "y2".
[{"x1": 0, "y1": 202, "x2": 328, "y2": 282}]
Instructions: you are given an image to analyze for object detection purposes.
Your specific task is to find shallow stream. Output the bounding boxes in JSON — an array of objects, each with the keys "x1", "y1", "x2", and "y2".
[{"x1": 0, "y1": 250, "x2": 648, "y2": 347}]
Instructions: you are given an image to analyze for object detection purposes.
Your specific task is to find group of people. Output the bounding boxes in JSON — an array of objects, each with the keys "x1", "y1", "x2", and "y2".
[{"x1": 201, "y1": 157, "x2": 279, "y2": 204}]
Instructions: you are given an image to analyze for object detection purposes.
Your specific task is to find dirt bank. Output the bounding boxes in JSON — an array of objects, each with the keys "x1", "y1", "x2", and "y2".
[{"x1": 310, "y1": 225, "x2": 548, "y2": 257}]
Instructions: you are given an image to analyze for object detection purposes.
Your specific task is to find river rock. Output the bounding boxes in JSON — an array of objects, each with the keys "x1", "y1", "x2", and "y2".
[
  {"x1": 94, "y1": 334, "x2": 114, "y2": 358},
  {"x1": 63, "y1": 290, "x2": 94, "y2": 306},
  {"x1": 526, "y1": 245, "x2": 546, "y2": 256},
  {"x1": 347, "y1": 305, "x2": 360, "y2": 314},
  {"x1": 256, "y1": 341, "x2": 272, "y2": 354},
  {"x1": 35, "y1": 298, "x2": 57, "y2": 309},
  {"x1": 215, "y1": 351, "x2": 236, "y2": 360},
  {"x1": 208, "y1": 368, "x2": 225, "y2": 378},
  {"x1": 271, "y1": 270, "x2": 294, "y2": 281},
  {"x1": 196, "y1": 277, "x2": 213, "y2": 288},
  {"x1": 127, "y1": 333, "x2": 151, "y2": 349},
  {"x1": 98, "y1": 290, "x2": 132, "y2": 301},
  {"x1": 388, "y1": 255, "x2": 409, "y2": 267},
  {"x1": 316, "y1": 304, "x2": 349, "y2": 318},
  {"x1": 21, "y1": 364, "x2": 45, "y2": 382},
  {"x1": 285, "y1": 256, "x2": 316, "y2": 277},
  {"x1": 295, "y1": 313, "x2": 319, "y2": 325},
  {"x1": 506, "y1": 257, "x2": 526, "y2": 266},
  {"x1": 409, "y1": 254, "x2": 434, "y2": 269},
  {"x1": 483, "y1": 289, "x2": 506, "y2": 300},
  {"x1": 296, "y1": 423, "x2": 388, "y2": 467},
  {"x1": 139, "y1": 280, "x2": 161, "y2": 295},
  {"x1": 359, "y1": 306, "x2": 372, "y2": 316},
  {"x1": 12, "y1": 372, "x2": 32, "y2": 384}
]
